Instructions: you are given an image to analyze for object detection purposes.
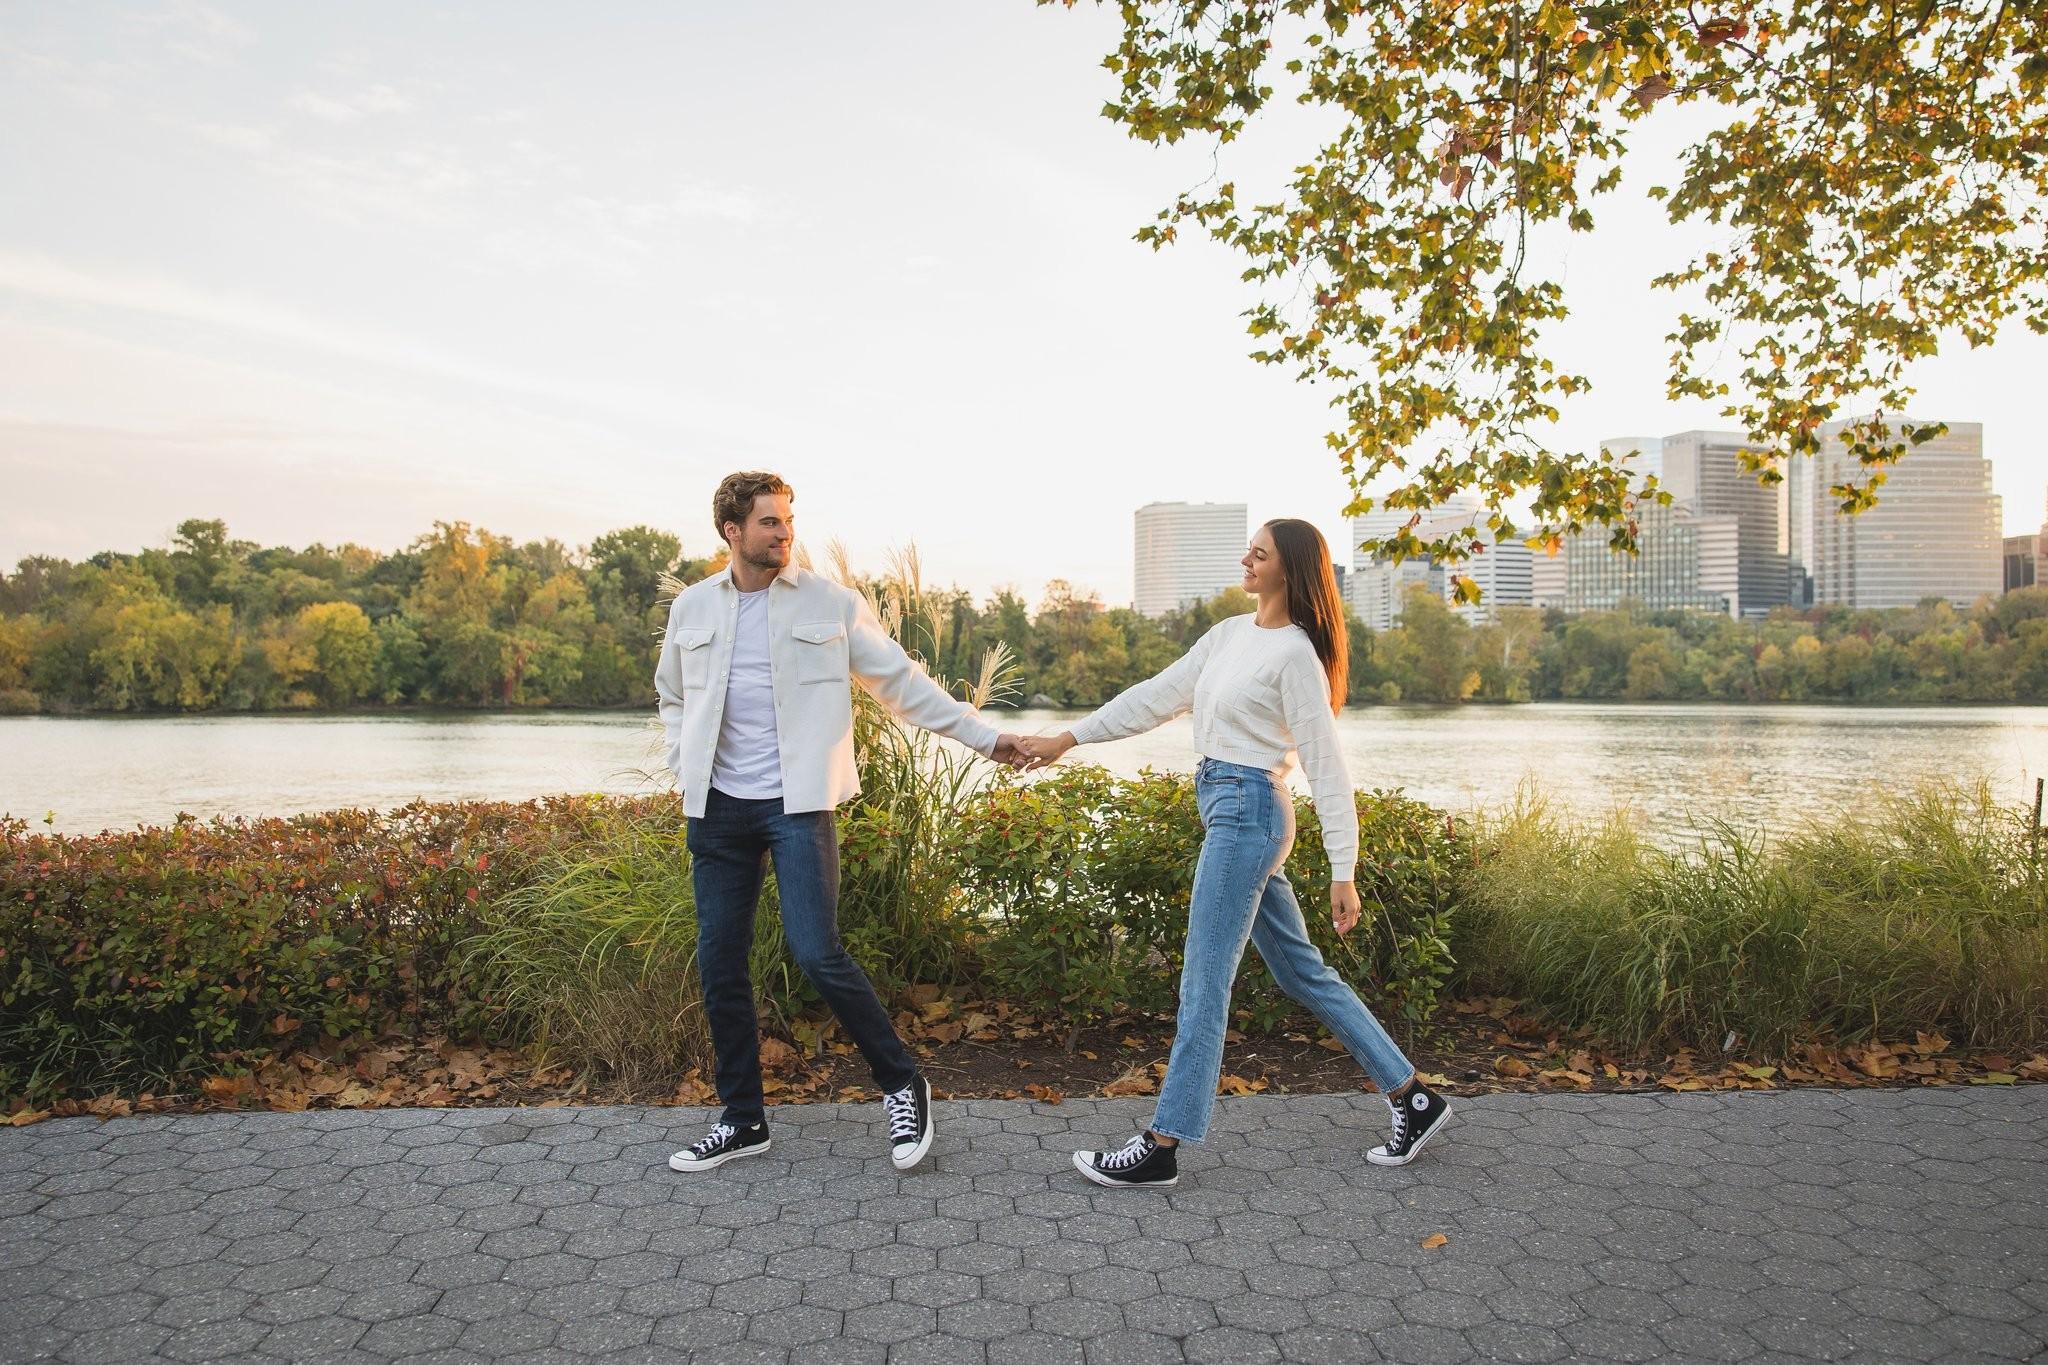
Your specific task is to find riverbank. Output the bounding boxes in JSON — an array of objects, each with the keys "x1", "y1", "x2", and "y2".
[{"x1": 6, "y1": 778, "x2": 2043, "y2": 1122}]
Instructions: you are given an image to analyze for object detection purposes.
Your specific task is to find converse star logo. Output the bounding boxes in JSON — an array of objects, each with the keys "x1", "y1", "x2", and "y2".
[{"x1": 1410, "y1": 1093, "x2": 1431, "y2": 1112}]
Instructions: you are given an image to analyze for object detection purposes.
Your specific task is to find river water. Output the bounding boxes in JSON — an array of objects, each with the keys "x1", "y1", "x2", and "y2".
[{"x1": 4, "y1": 704, "x2": 2043, "y2": 839}]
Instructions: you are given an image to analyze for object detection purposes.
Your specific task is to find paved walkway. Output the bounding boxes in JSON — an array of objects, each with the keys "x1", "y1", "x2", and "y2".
[{"x1": 2, "y1": 1088, "x2": 2043, "y2": 1363}]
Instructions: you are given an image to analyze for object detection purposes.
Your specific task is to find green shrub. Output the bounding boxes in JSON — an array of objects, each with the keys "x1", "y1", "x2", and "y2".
[
  {"x1": 0, "y1": 799, "x2": 595, "y2": 1100},
  {"x1": 459, "y1": 795, "x2": 721, "y2": 1090},
  {"x1": 1454, "y1": 783, "x2": 2048, "y2": 1054},
  {"x1": 950, "y1": 766, "x2": 1467, "y2": 1043}
]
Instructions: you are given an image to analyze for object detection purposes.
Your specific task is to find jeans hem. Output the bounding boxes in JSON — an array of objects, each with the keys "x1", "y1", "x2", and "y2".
[{"x1": 1146, "y1": 1120, "x2": 1204, "y2": 1144}]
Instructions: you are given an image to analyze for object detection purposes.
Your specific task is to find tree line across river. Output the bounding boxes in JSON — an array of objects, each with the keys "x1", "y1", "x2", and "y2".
[{"x1": 3, "y1": 518, "x2": 2045, "y2": 715}]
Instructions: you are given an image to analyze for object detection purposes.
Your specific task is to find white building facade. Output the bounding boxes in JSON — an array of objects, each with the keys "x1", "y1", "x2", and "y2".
[
  {"x1": 1808, "y1": 420, "x2": 2001, "y2": 609},
  {"x1": 1133, "y1": 502, "x2": 1249, "y2": 617}
]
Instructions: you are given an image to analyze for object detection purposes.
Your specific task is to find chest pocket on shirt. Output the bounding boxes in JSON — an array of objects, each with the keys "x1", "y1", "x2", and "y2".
[
  {"x1": 675, "y1": 627, "x2": 715, "y2": 689},
  {"x1": 792, "y1": 620, "x2": 849, "y2": 684}
]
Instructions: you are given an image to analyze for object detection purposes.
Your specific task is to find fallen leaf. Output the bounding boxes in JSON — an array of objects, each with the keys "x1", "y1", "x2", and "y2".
[
  {"x1": 1101, "y1": 1065, "x2": 1161, "y2": 1098},
  {"x1": 1316, "y1": 1037, "x2": 1347, "y2": 1053},
  {"x1": 1024, "y1": 1084, "x2": 1064, "y2": 1105},
  {"x1": 1970, "y1": 1073, "x2": 2018, "y2": 1086},
  {"x1": 1421, "y1": 1233, "x2": 1448, "y2": 1250},
  {"x1": 201, "y1": 1075, "x2": 253, "y2": 1103},
  {"x1": 1218, "y1": 1074, "x2": 1269, "y2": 1096},
  {"x1": 757, "y1": 1037, "x2": 798, "y2": 1071},
  {"x1": 1494, "y1": 1056, "x2": 1532, "y2": 1078}
]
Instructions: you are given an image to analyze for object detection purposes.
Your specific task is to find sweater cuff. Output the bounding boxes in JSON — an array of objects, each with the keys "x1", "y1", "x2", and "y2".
[{"x1": 1066, "y1": 714, "x2": 1109, "y2": 746}]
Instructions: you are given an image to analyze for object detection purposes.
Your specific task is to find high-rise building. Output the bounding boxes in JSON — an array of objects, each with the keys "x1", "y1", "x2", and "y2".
[
  {"x1": 1346, "y1": 498, "x2": 1480, "y2": 630},
  {"x1": 1809, "y1": 420, "x2": 2001, "y2": 609},
  {"x1": 1601, "y1": 436, "x2": 1666, "y2": 490},
  {"x1": 1785, "y1": 451, "x2": 1818, "y2": 608},
  {"x1": 1443, "y1": 536, "x2": 1534, "y2": 623},
  {"x1": 1660, "y1": 430, "x2": 1790, "y2": 616},
  {"x1": 1530, "y1": 546, "x2": 1568, "y2": 610},
  {"x1": 1133, "y1": 502, "x2": 1248, "y2": 617},
  {"x1": 1564, "y1": 503, "x2": 1741, "y2": 616},
  {"x1": 2004, "y1": 534, "x2": 2038, "y2": 593}
]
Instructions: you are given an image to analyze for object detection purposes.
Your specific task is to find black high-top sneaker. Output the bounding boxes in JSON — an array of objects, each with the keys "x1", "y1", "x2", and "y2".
[
  {"x1": 884, "y1": 1074, "x2": 935, "y2": 1171},
  {"x1": 669, "y1": 1120, "x2": 771, "y2": 1172},
  {"x1": 1073, "y1": 1132, "x2": 1179, "y2": 1188},
  {"x1": 1367, "y1": 1080, "x2": 1452, "y2": 1166}
]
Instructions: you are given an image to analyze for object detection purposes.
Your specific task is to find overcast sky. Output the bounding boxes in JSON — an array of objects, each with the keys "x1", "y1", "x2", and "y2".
[{"x1": 4, "y1": 1, "x2": 2043, "y2": 608}]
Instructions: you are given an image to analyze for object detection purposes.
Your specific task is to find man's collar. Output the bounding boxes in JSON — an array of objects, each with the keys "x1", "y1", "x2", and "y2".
[{"x1": 715, "y1": 562, "x2": 802, "y2": 590}]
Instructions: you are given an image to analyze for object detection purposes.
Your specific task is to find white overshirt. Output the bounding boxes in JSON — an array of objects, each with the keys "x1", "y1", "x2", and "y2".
[
  {"x1": 655, "y1": 563, "x2": 1001, "y2": 817},
  {"x1": 1067, "y1": 613, "x2": 1360, "y2": 880},
  {"x1": 708, "y1": 587, "x2": 783, "y2": 799}
]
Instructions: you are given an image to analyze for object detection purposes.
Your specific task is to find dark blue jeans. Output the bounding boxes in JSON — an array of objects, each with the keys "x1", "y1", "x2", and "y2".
[{"x1": 686, "y1": 787, "x2": 917, "y2": 1128}]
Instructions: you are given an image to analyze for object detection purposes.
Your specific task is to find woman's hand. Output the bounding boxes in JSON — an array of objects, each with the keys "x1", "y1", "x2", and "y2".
[
  {"x1": 1330, "y1": 881, "x2": 1362, "y2": 937},
  {"x1": 1015, "y1": 731, "x2": 1076, "y2": 770}
]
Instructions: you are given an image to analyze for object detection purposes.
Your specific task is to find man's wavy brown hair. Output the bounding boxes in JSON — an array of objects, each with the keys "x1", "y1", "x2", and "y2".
[{"x1": 713, "y1": 471, "x2": 793, "y2": 545}]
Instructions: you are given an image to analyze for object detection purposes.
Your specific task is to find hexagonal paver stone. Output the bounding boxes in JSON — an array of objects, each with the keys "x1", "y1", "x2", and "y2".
[{"x1": 1, "y1": 1087, "x2": 2042, "y2": 1365}]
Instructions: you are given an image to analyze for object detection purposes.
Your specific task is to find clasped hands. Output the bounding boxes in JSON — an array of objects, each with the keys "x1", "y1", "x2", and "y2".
[{"x1": 988, "y1": 731, "x2": 1073, "y2": 773}]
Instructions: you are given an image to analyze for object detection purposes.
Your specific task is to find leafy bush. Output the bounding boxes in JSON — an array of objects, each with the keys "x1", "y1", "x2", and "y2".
[
  {"x1": 950, "y1": 766, "x2": 1468, "y2": 1043},
  {"x1": 0, "y1": 799, "x2": 594, "y2": 1100}
]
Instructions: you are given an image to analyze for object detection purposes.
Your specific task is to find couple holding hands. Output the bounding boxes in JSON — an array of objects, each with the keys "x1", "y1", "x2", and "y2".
[{"x1": 655, "y1": 472, "x2": 1450, "y2": 1188}]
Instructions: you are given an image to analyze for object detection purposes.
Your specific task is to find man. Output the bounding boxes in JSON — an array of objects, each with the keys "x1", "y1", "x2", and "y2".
[{"x1": 657, "y1": 471, "x2": 1029, "y2": 1174}]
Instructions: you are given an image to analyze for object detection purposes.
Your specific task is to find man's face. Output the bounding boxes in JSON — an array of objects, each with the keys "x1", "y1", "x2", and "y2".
[{"x1": 725, "y1": 493, "x2": 794, "y2": 570}]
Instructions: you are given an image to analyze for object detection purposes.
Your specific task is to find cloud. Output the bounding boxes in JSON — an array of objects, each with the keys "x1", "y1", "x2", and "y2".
[
  {"x1": 0, "y1": 251, "x2": 823, "y2": 452},
  {"x1": 289, "y1": 84, "x2": 414, "y2": 123},
  {"x1": 189, "y1": 121, "x2": 276, "y2": 153},
  {"x1": 129, "y1": 1, "x2": 255, "y2": 65}
]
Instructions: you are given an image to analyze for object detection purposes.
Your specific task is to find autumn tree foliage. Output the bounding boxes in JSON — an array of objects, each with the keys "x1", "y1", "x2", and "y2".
[{"x1": 1059, "y1": 0, "x2": 2048, "y2": 586}]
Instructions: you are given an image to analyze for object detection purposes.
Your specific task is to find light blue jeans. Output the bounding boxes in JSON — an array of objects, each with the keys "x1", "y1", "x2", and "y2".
[{"x1": 1151, "y1": 757, "x2": 1416, "y2": 1142}]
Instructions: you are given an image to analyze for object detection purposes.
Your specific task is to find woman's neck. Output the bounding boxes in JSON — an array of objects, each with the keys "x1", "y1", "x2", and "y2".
[{"x1": 1254, "y1": 593, "x2": 1291, "y2": 629}]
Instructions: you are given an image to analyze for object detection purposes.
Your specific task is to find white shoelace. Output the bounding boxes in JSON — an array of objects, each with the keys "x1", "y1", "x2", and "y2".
[
  {"x1": 1099, "y1": 1134, "x2": 1155, "y2": 1171},
  {"x1": 1387, "y1": 1100, "x2": 1413, "y2": 1149},
  {"x1": 884, "y1": 1084, "x2": 921, "y2": 1143},
  {"x1": 690, "y1": 1122, "x2": 736, "y2": 1159}
]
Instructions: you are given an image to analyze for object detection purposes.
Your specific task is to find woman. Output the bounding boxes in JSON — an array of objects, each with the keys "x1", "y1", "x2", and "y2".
[{"x1": 1017, "y1": 519, "x2": 1450, "y2": 1187}]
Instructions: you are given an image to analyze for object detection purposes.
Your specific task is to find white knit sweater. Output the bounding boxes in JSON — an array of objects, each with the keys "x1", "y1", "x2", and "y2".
[{"x1": 1067, "y1": 613, "x2": 1358, "y2": 880}]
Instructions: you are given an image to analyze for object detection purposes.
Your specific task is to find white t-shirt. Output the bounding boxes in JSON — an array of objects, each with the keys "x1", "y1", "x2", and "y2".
[{"x1": 709, "y1": 588, "x2": 784, "y2": 799}]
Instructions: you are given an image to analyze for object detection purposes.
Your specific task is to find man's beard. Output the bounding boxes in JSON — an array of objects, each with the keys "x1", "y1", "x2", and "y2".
[{"x1": 741, "y1": 542, "x2": 789, "y2": 571}]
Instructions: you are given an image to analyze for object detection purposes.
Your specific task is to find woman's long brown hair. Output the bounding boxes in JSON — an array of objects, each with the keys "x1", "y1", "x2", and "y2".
[{"x1": 1262, "y1": 518, "x2": 1348, "y2": 713}]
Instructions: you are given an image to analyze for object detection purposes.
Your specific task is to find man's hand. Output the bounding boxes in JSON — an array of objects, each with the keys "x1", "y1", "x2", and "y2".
[
  {"x1": 990, "y1": 734, "x2": 1033, "y2": 770},
  {"x1": 1331, "y1": 881, "x2": 1362, "y2": 936}
]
